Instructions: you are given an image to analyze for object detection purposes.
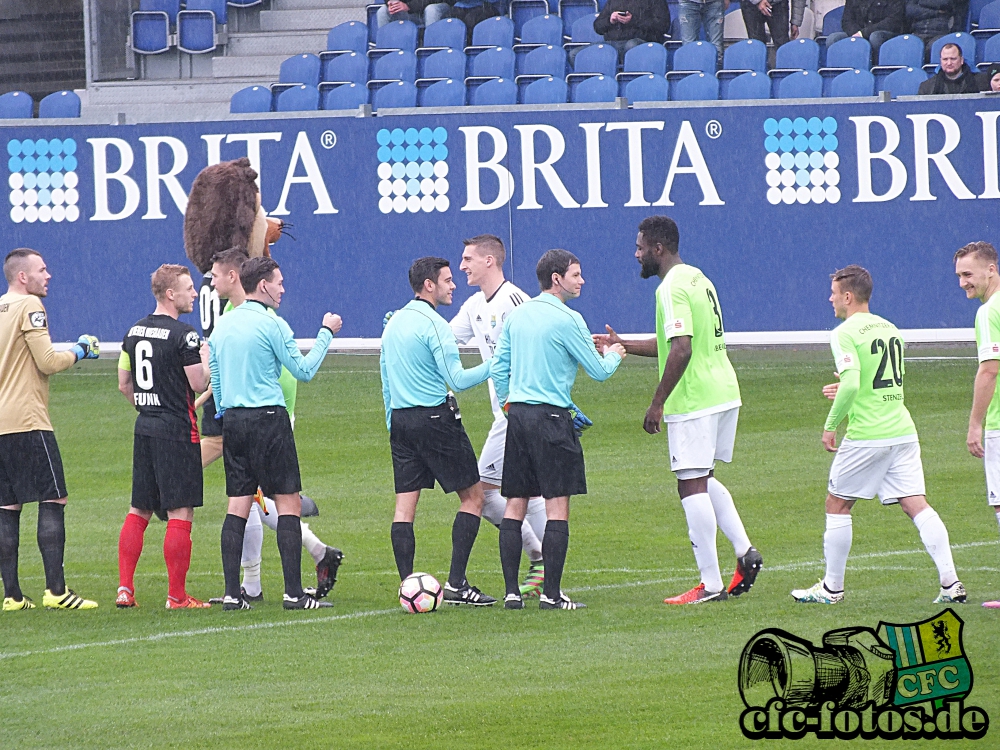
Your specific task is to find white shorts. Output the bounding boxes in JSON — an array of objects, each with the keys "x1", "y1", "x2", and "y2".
[
  {"x1": 984, "y1": 433, "x2": 1000, "y2": 507},
  {"x1": 478, "y1": 417, "x2": 507, "y2": 484},
  {"x1": 666, "y1": 407, "x2": 739, "y2": 480},
  {"x1": 828, "y1": 439, "x2": 925, "y2": 504}
]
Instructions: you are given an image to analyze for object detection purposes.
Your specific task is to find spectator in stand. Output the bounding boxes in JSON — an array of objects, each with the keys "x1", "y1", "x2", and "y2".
[
  {"x1": 918, "y1": 42, "x2": 980, "y2": 93},
  {"x1": 376, "y1": 0, "x2": 450, "y2": 28},
  {"x1": 592, "y1": 0, "x2": 672, "y2": 61},
  {"x1": 678, "y1": 0, "x2": 726, "y2": 59},
  {"x1": 825, "y1": 0, "x2": 904, "y2": 58},
  {"x1": 982, "y1": 64, "x2": 1000, "y2": 92},
  {"x1": 741, "y1": 0, "x2": 804, "y2": 50},
  {"x1": 905, "y1": 0, "x2": 968, "y2": 52},
  {"x1": 447, "y1": 0, "x2": 504, "y2": 43}
]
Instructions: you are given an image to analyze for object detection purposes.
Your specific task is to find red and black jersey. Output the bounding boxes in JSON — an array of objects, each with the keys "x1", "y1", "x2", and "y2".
[{"x1": 122, "y1": 314, "x2": 202, "y2": 444}]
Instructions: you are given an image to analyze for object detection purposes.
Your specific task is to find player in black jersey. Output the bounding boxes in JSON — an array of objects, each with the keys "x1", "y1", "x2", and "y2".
[
  {"x1": 116, "y1": 264, "x2": 212, "y2": 610},
  {"x1": 197, "y1": 264, "x2": 224, "y2": 465}
]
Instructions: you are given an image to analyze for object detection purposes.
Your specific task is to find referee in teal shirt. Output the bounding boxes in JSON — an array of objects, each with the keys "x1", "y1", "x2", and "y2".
[
  {"x1": 380, "y1": 257, "x2": 496, "y2": 606},
  {"x1": 209, "y1": 256, "x2": 341, "y2": 611},
  {"x1": 491, "y1": 249, "x2": 626, "y2": 610}
]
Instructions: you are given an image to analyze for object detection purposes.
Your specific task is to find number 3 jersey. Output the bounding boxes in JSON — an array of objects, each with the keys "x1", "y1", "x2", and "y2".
[
  {"x1": 829, "y1": 312, "x2": 916, "y2": 444},
  {"x1": 119, "y1": 314, "x2": 203, "y2": 443},
  {"x1": 655, "y1": 264, "x2": 741, "y2": 420}
]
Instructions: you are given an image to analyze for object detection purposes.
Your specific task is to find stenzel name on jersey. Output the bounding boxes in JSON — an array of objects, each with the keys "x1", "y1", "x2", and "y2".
[{"x1": 127, "y1": 325, "x2": 170, "y2": 340}]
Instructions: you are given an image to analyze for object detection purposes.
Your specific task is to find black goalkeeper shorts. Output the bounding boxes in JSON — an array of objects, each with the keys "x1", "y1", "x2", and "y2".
[{"x1": 0, "y1": 430, "x2": 67, "y2": 505}]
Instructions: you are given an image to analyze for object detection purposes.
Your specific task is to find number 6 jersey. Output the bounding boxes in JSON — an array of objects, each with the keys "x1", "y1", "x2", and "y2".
[
  {"x1": 119, "y1": 314, "x2": 203, "y2": 444},
  {"x1": 828, "y1": 312, "x2": 916, "y2": 444}
]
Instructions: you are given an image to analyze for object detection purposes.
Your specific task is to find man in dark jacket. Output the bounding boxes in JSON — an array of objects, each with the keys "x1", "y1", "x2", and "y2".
[
  {"x1": 593, "y1": 0, "x2": 671, "y2": 60},
  {"x1": 906, "y1": 0, "x2": 968, "y2": 50},
  {"x1": 918, "y1": 42, "x2": 981, "y2": 93},
  {"x1": 825, "y1": 0, "x2": 904, "y2": 58}
]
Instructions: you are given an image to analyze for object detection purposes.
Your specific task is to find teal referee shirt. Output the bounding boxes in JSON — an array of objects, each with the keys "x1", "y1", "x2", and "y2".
[
  {"x1": 209, "y1": 300, "x2": 332, "y2": 411},
  {"x1": 380, "y1": 299, "x2": 490, "y2": 429},
  {"x1": 491, "y1": 293, "x2": 621, "y2": 408}
]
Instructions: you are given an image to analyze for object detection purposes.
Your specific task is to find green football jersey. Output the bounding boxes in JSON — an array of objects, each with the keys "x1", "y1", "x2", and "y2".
[
  {"x1": 655, "y1": 264, "x2": 741, "y2": 419},
  {"x1": 828, "y1": 312, "x2": 916, "y2": 442},
  {"x1": 224, "y1": 300, "x2": 298, "y2": 415},
  {"x1": 974, "y1": 292, "x2": 1000, "y2": 432}
]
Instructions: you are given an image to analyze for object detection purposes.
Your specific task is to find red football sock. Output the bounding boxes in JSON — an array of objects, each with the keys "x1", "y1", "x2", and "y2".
[
  {"x1": 118, "y1": 513, "x2": 148, "y2": 592},
  {"x1": 164, "y1": 519, "x2": 193, "y2": 602}
]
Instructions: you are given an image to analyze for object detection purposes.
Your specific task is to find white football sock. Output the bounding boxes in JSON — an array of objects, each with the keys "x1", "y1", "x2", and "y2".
[
  {"x1": 481, "y1": 488, "x2": 505, "y2": 527},
  {"x1": 241, "y1": 506, "x2": 264, "y2": 597},
  {"x1": 521, "y1": 512, "x2": 543, "y2": 563},
  {"x1": 260, "y1": 498, "x2": 279, "y2": 531},
  {"x1": 707, "y1": 478, "x2": 751, "y2": 558},
  {"x1": 995, "y1": 509, "x2": 1000, "y2": 538},
  {"x1": 913, "y1": 507, "x2": 958, "y2": 587},
  {"x1": 524, "y1": 497, "x2": 547, "y2": 544},
  {"x1": 823, "y1": 513, "x2": 852, "y2": 592},
  {"x1": 301, "y1": 521, "x2": 327, "y2": 564},
  {"x1": 485, "y1": 489, "x2": 543, "y2": 562},
  {"x1": 681, "y1": 493, "x2": 723, "y2": 593}
]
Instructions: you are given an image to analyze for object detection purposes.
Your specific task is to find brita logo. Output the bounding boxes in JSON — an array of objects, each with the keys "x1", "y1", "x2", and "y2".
[
  {"x1": 376, "y1": 126, "x2": 450, "y2": 214},
  {"x1": 7, "y1": 137, "x2": 81, "y2": 223},
  {"x1": 763, "y1": 116, "x2": 841, "y2": 206}
]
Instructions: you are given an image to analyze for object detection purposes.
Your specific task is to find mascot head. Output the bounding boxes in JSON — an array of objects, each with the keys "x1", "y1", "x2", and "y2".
[{"x1": 184, "y1": 157, "x2": 283, "y2": 274}]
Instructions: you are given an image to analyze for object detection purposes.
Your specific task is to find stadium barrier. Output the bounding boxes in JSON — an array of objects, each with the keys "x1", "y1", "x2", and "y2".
[{"x1": 2, "y1": 95, "x2": 997, "y2": 342}]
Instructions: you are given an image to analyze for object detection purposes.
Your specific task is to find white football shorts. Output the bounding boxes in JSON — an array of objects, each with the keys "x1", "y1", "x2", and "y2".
[
  {"x1": 666, "y1": 407, "x2": 739, "y2": 480},
  {"x1": 984, "y1": 433, "x2": 1000, "y2": 507},
  {"x1": 827, "y1": 438, "x2": 925, "y2": 504},
  {"x1": 478, "y1": 416, "x2": 507, "y2": 484}
]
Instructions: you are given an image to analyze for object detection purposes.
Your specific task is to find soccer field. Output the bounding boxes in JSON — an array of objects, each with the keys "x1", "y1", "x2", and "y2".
[{"x1": 2, "y1": 349, "x2": 998, "y2": 749}]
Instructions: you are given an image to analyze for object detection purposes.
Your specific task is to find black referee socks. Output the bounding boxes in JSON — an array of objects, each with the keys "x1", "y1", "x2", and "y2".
[
  {"x1": 275, "y1": 514, "x2": 304, "y2": 599},
  {"x1": 499, "y1": 518, "x2": 523, "y2": 597},
  {"x1": 448, "y1": 511, "x2": 481, "y2": 589},
  {"x1": 0, "y1": 508, "x2": 22, "y2": 600},
  {"x1": 37, "y1": 502, "x2": 66, "y2": 596},
  {"x1": 390, "y1": 522, "x2": 415, "y2": 580},
  {"x1": 542, "y1": 520, "x2": 570, "y2": 602},
  {"x1": 221, "y1": 514, "x2": 248, "y2": 600}
]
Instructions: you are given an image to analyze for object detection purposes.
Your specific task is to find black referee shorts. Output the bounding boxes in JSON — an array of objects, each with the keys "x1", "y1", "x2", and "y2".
[
  {"x1": 501, "y1": 403, "x2": 587, "y2": 500},
  {"x1": 390, "y1": 403, "x2": 481, "y2": 495},
  {"x1": 0, "y1": 430, "x2": 67, "y2": 506},
  {"x1": 201, "y1": 393, "x2": 223, "y2": 437},
  {"x1": 222, "y1": 406, "x2": 301, "y2": 498},
  {"x1": 131, "y1": 434, "x2": 204, "y2": 512}
]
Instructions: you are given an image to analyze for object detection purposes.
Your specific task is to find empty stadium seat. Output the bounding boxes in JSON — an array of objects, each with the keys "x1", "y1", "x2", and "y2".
[
  {"x1": 140, "y1": 0, "x2": 181, "y2": 25},
  {"x1": 522, "y1": 75, "x2": 568, "y2": 103},
  {"x1": 322, "y1": 82, "x2": 368, "y2": 110},
  {"x1": 38, "y1": 90, "x2": 80, "y2": 118},
  {"x1": 177, "y1": 10, "x2": 217, "y2": 54},
  {"x1": 974, "y1": 2, "x2": 1000, "y2": 60},
  {"x1": 470, "y1": 77, "x2": 517, "y2": 104},
  {"x1": 626, "y1": 74, "x2": 669, "y2": 102},
  {"x1": 465, "y1": 45, "x2": 516, "y2": 97},
  {"x1": 419, "y1": 18, "x2": 466, "y2": 56},
  {"x1": 777, "y1": 69, "x2": 822, "y2": 98},
  {"x1": 871, "y1": 34, "x2": 923, "y2": 87},
  {"x1": 511, "y1": 0, "x2": 550, "y2": 38},
  {"x1": 230, "y1": 85, "x2": 272, "y2": 113},
  {"x1": 769, "y1": 38, "x2": 821, "y2": 95},
  {"x1": 276, "y1": 84, "x2": 320, "y2": 111},
  {"x1": 671, "y1": 72, "x2": 718, "y2": 100},
  {"x1": 572, "y1": 73, "x2": 617, "y2": 102},
  {"x1": 515, "y1": 14, "x2": 564, "y2": 67},
  {"x1": 374, "y1": 80, "x2": 418, "y2": 108},
  {"x1": 716, "y1": 38, "x2": 766, "y2": 95},
  {"x1": 560, "y1": 0, "x2": 599, "y2": 37},
  {"x1": 979, "y1": 33, "x2": 1000, "y2": 69},
  {"x1": 879, "y1": 66, "x2": 928, "y2": 95},
  {"x1": 566, "y1": 42, "x2": 618, "y2": 96},
  {"x1": 280, "y1": 53, "x2": 321, "y2": 87},
  {"x1": 420, "y1": 77, "x2": 465, "y2": 106},
  {"x1": 819, "y1": 36, "x2": 871, "y2": 94},
  {"x1": 926, "y1": 32, "x2": 976, "y2": 71},
  {"x1": 321, "y1": 52, "x2": 368, "y2": 88},
  {"x1": 617, "y1": 42, "x2": 668, "y2": 91},
  {"x1": 373, "y1": 20, "x2": 419, "y2": 56},
  {"x1": 971, "y1": 0, "x2": 995, "y2": 26},
  {"x1": 0, "y1": 91, "x2": 33, "y2": 119},
  {"x1": 418, "y1": 48, "x2": 467, "y2": 85},
  {"x1": 565, "y1": 14, "x2": 602, "y2": 54},
  {"x1": 468, "y1": 16, "x2": 515, "y2": 53},
  {"x1": 828, "y1": 68, "x2": 875, "y2": 96},
  {"x1": 186, "y1": 0, "x2": 227, "y2": 25},
  {"x1": 326, "y1": 20, "x2": 368, "y2": 55},
  {"x1": 668, "y1": 41, "x2": 718, "y2": 81},
  {"x1": 369, "y1": 49, "x2": 418, "y2": 89},
  {"x1": 516, "y1": 44, "x2": 567, "y2": 97},
  {"x1": 724, "y1": 70, "x2": 769, "y2": 99},
  {"x1": 816, "y1": 4, "x2": 844, "y2": 43},
  {"x1": 131, "y1": 12, "x2": 171, "y2": 55}
]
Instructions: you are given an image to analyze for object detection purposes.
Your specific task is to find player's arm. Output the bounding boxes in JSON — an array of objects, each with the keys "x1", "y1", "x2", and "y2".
[
  {"x1": 968, "y1": 360, "x2": 999, "y2": 458},
  {"x1": 209, "y1": 338, "x2": 223, "y2": 413},
  {"x1": 568, "y1": 315, "x2": 624, "y2": 381},
  {"x1": 117, "y1": 350, "x2": 135, "y2": 404},
  {"x1": 428, "y1": 320, "x2": 490, "y2": 392},
  {"x1": 380, "y1": 346, "x2": 392, "y2": 431},
  {"x1": 182, "y1": 339, "x2": 210, "y2": 394},
  {"x1": 269, "y1": 314, "x2": 337, "y2": 382},
  {"x1": 22, "y1": 328, "x2": 78, "y2": 374},
  {"x1": 643, "y1": 335, "x2": 691, "y2": 434},
  {"x1": 822, "y1": 368, "x2": 860, "y2": 451},
  {"x1": 593, "y1": 325, "x2": 658, "y2": 357},
  {"x1": 449, "y1": 303, "x2": 475, "y2": 346},
  {"x1": 490, "y1": 324, "x2": 512, "y2": 407}
]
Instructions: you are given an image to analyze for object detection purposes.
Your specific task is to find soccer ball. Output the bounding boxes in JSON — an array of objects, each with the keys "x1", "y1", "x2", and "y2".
[{"x1": 399, "y1": 572, "x2": 443, "y2": 614}]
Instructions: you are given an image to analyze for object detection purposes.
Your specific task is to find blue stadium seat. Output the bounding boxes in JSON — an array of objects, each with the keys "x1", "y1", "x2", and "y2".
[
  {"x1": 979, "y1": 33, "x2": 1000, "y2": 69},
  {"x1": 828, "y1": 68, "x2": 875, "y2": 96},
  {"x1": 230, "y1": 85, "x2": 272, "y2": 113},
  {"x1": 177, "y1": 10, "x2": 217, "y2": 54},
  {"x1": 878, "y1": 66, "x2": 928, "y2": 95},
  {"x1": 515, "y1": 44, "x2": 566, "y2": 97},
  {"x1": 515, "y1": 14, "x2": 563, "y2": 67},
  {"x1": 769, "y1": 38, "x2": 821, "y2": 95},
  {"x1": 327, "y1": 20, "x2": 368, "y2": 55},
  {"x1": 227, "y1": 0, "x2": 262, "y2": 7},
  {"x1": 0, "y1": 91, "x2": 33, "y2": 119},
  {"x1": 973, "y1": 2, "x2": 1000, "y2": 60},
  {"x1": 186, "y1": 0, "x2": 227, "y2": 25},
  {"x1": 276, "y1": 84, "x2": 320, "y2": 111},
  {"x1": 373, "y1": 20, "x2": 419, "y2": 55},
  {"x1": 374, "y1": 80, "x2": 418, "y2": 108},
  {"x1": 572, "y1": 73, "x2": 617, "y2": 101},
  {"x1": 280, "y1": 53, "x2": 322, "y2": 86},
  {"x1": 566, "y1": 42, "x2": 617, "y2": 97},
  {"x1": 971, "y1": 0, "x2": 995, "y2": 26},
  {"x1": 522, "y1": 75, "x2": 568, "y2": 103},
  {"x1": 560, "y1": 0, "x2": 599, "y2": 38},
  {"x1": 626, "y1": 73, "x2": 669, "y2": 102},
  {"x1": 470, "y1": 76, "x2": 517, "y2": 104},
  {"x1": 926, "y1": 32, "x2": 976, "y2": 71},
  {"x1": 369, "y1": 49, "x2": 419, "y2": 90},
  {"x1": 322, "y1": 82, "x2": 368, "y2": 110},
  {"x1": 468, "y1": 16, "x2": 515, "y2": 52},
  {"x1": 777, "y1": 69, "x2": 823, "y2": 98},
  {"x1": 418, "y1": 48, "x2": 467, "y2": 85},
  {"x1": 723, "y1": 70, "x2": 770, "y2": 99},
  {"x1": 419, "y1": 18, "x2": 467, "y2": 55},
  {"x1": 140, "y1": 0, "x2": 181, "y2": 25},
  {"x1": 564, "y1": 13, "x2": 602, "y2": 55},
  {"x1": 819, "y1": 36, "x2": 871, "y2": 94},
  {"x1": 816, "y1": 4, "x2": 844, "y2": 43},
  {"x1": 617, "y1": 42, "x2": 668, "y2": 91},
  {"x1": 321, "y1": 52, "x2": 368, "y2": 87},
  {"x1": 667, "y1": 41, "x2": 718, "y2": 81},
  {"x1": 511, "y1": 0, "x2": 550, "y2": 39},
  {"x1": 131, "y1": 12, "x2": 171, "y2": 55},
  {"x1": 717, "y1": 38, "x2": 766, "y2": 97},
  {"x1": 420, "y1": 77, "x2": 466, "y2": 105},
  {"x1": 38, "y1": 90, "x2": 80, "y2": 118},
  {"x1": 670, "y1": 72, "x2": 718, "y2": 100},
  {"x1": 871, "y1": 34, "x2": 924, "y2": 87},
  {"x1": 465, "y1": 46, "x2": 516, "y2": 97}
]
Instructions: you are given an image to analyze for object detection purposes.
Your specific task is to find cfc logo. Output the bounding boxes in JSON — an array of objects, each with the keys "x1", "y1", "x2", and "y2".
[
  {"x1": 763, "y1": 117, "x2": 841, "y2": 206},
  {"x1": 376, "y1": 126, "x2": 450, "y2": 215}
]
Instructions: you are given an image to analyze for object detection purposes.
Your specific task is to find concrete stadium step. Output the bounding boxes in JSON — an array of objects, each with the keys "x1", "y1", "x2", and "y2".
[
  {"x1": 85, "y1": 78, "x2": 268, "y2": 106},
  {"x1": 259, "y1": 7, "x2": 367, "y2": 31},
  {"x1": 271, "y1": 0, "x2": 369, "y2": 10},
  {"x1": 226, "y1": 30, "x2": 329, "y2": 57},
  {"x1": 212, "y1": 54, "x2": 291, "y2": 79}
]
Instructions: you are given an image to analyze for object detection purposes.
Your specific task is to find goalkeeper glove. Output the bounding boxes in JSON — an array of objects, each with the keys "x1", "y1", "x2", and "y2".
[
  {"x1": 568, "y1": 403, "x2": 593, "y2": 437},
  {"x1": 71, "y1": 335, "x2": 99, "y2": 361},
  {"x1": 382, "y1": 310, "x2": 399, "y2": 330}
]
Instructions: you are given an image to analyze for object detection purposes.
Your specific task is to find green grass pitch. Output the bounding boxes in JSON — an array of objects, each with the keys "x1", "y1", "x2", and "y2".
[{"x1": 1, "y1": 349, "x2": 998, "y2": 749}]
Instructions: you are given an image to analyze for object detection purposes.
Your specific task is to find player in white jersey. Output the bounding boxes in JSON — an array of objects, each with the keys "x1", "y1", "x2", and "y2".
[{"x1": 449, "y1": 235, "x2": 547, "y2": 596}]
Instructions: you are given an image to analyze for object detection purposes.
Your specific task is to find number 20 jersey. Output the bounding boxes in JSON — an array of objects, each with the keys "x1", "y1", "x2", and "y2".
[
  {"x1": 121, "y1": 314, "x2": 203, "y2": 443},
  {"x1": 830, "y1": 312, "x2": 916, "y2": 444}
]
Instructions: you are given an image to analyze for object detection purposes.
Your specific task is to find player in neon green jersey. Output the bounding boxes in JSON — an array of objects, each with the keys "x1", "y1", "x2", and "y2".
[
  {"x1": 596, "y1": 216, "x2": 761, "y2": 605},
  {"x1": 954, "y1": 241, "x2": 1000, "y2": 610},
  {"x1": 792, "y1": 265, "x2": 965, "y2": 605}
]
